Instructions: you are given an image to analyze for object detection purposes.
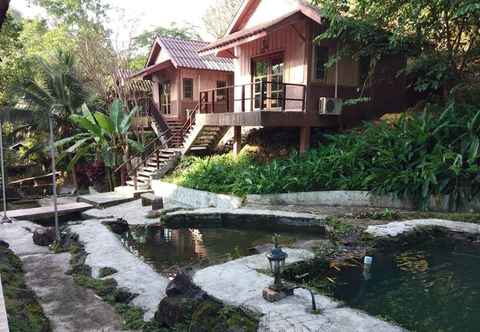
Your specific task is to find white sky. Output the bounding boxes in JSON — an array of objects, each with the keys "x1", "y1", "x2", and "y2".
[{"x1": 11, "y1": 0, "x2": 219, "y2": 50}]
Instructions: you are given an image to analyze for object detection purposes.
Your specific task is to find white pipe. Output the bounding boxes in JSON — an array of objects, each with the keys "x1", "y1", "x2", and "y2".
[
  {"x1": 0, "y1": 119, "x2": 9, "y2": 223},
  {"x1": 48, "y1": 108, "x2": 60, "y2": 241}
]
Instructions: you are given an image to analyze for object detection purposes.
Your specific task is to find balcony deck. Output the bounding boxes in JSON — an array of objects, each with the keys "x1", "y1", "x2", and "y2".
[
  {"x1": 196, "y1": 110, "x2": 339, "y2": 128},
  {"x1": 198, "y1": 81, "x2": 340, "y2": 128}
]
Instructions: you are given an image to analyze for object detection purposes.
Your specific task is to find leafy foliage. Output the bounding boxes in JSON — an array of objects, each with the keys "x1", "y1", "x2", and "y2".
[
  {"x1": 58, "y1": 99, "x2": 143, "y2": 170},
  {"x1": 202, "y1": 0, "x2": 243, "y2": 39},
  {"x1": 169, "y1": 88, "x2": 480, "y2": 210},
  {"x1": 20, "y1": 50, "x2": 88, "y2": 136},
  {"x1": 312, "y1": 0, "x2": 480, "y2": 95}
]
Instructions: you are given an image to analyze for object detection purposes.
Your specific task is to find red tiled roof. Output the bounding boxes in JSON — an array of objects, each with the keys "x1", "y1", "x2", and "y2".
[
  {"x1": 158, "y1": 37, "x2": 234, "y2": 72},
  {"x1": 129, "y1": 60, "x2": 174, "y2": 80}
]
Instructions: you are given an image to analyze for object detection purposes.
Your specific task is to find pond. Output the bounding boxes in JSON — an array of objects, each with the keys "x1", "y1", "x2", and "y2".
[
  {"x1": 295, "y1": 241, "x2": 480, "y2": 332},
  {"x1": 121, "y1": 226, "x2": 319, "y2": 275}
]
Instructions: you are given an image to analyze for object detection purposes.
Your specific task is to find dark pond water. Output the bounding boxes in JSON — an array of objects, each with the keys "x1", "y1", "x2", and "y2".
[
  {"x1": 121, "y1": 226, "x2": 319, "y2": 275},
  {"x1": 298, "y1": 242, "x2": 480, "y2": 332}
]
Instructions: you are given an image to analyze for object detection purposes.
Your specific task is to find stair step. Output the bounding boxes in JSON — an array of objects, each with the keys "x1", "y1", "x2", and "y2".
[
  {"x1": 146, "y1": 162, "x2": 167, "y2": 168},
  {"x1": 137, "y1": 171, "x2": 154, "y2": 178},
  {"x1": 126, "y1": 180, "x2": 150, "y2": 188}
]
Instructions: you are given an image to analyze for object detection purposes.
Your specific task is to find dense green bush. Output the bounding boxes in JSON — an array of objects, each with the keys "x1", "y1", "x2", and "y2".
[{"x1": 168, "y1": 90, "x2": 480, "y2": 210}]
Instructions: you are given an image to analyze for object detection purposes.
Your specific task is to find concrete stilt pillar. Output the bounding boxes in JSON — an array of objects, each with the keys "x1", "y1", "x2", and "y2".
[
  {"x1": 299, "y1": 127, "x2": 311, "y2": 154},
  {"x1": 233, "y1": 126, "x2": 242, "y2": 156}
]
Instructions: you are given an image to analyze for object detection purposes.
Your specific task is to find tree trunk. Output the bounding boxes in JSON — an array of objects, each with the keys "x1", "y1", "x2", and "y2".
[{"x1": 0, "y1": 0, "x2": 10, "y2": 31}]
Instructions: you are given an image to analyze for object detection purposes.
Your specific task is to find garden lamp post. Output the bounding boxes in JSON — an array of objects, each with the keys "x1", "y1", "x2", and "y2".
[
  {"x1": 267, "y1": 235, "x2": 288, "y2": 290},
  {"x1": 263, "y1": 235, "x2": 294, "y2": 302},
  {"x1": 48, "y1": 107, "x2": 60, "y2": 242},
  {"x1": 0, "y1": 118, "x2": 11, "y2": 224}
]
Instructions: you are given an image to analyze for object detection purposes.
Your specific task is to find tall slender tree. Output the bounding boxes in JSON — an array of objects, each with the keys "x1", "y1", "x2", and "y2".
[{"x1": 202, "y1": 0, "x2": 242, "y2": 39}]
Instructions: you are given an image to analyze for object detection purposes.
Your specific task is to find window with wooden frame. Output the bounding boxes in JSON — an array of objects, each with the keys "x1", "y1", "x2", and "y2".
[
  {"x1": 183, "y1": 78, "x2": 194, "y2": 99},
  {"x1": 159, "y1": 81, "x2": 171, "y2": 115},
  {"x1": 313, "y1": 45, "x2": 329, "y2": 81},
  {"x1": 216, "y1": 80, "x2": 227, "y2": 101}
]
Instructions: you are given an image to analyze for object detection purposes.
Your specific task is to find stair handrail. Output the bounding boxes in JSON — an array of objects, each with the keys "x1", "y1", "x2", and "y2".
[
  {"x1": 127, "y1": 135, "x2": 174, "y2": 190},
  {"x1": 114, "y1": 129, "x2": 170, "y2": 174},
  {"x1": 181, "y1": 103, "x2": 200, "y2": 139},
  {"x1": 128, "y1": 135, "x2": 173, "y2": 175}
]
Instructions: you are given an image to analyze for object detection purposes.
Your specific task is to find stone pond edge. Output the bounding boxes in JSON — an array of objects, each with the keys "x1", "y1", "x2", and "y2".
[{"x1": 153, "y1": 180, "x2": 480, "y2": 212}]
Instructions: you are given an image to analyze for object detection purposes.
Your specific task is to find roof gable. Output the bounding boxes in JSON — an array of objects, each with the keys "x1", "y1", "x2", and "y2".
[
  {"x1": 226, "y1": 0, "x2": 322, "y2": 35},
  {"x1": 145, "y1": 37, "x2": 234, "y2": 72}
]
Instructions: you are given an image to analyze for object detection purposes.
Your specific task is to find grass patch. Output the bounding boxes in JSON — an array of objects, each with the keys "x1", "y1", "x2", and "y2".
[
  {"x1": 166, "y1": 91, "x2": 480, "y2": 211},
  {"x1": 0, "y1": 246, "x2": 51, "y2": 332}
]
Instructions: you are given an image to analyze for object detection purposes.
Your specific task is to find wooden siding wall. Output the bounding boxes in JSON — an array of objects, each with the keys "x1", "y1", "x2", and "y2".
[
  {"x1": 178, "y1": 68, "x2": 233, "y2": 119},
  {"x1": 234, "y1": 21, "x2": 308, "y2": 112},
  {"x1": 152, "y1": 67, "x2": 179, "y2": 118}
]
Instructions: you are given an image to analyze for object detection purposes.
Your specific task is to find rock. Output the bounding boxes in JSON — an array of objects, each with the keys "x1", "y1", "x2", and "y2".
[
  {"x1": 155, "y1": 296, "x2": 198, "y2": 327},
  {"x1": 141, "y1": 193, "x2": 155, "y2": 207},
  {"x1": 152, "y1": 196, "x2": 164, "y2": 211},
  {"x1": 32, "y1": 227, "x2": 56, "y2": 246},
  {"x1": 99, "y1": 267, "x2": 118, "y2": 278},
  {"x1": 101, "y1": 218, "x2": 129, "y2": 234},
  {"x1": 0, "y1": 240, "x2": 9, "y2": 248},
  {"x1": 113, "y1": 287, "x2": 137, "y2": 303},
  {"x1": 145, "y1": 210, "x2": 163, "y2": 219},
  {"x1": 155, "y1": 272, "x2": 258, "y2": 331},
  {"x1": 165, "y1": 272, "x2": 204, "y2": 298}
]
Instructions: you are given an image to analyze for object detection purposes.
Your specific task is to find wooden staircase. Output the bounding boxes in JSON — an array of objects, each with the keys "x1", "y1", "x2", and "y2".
[
  {"x1": 182, "y1": 125, "x2": 230, "y2": 154},
  {"x1": 118, "y1": 102, "x2": 231, "y2": 190},
  {"x1": 124, "y1": 148, "x2": 181, "y2": 189},
  {"x1": 164, "y1": 119, "x2": 185, "y2": 148}
]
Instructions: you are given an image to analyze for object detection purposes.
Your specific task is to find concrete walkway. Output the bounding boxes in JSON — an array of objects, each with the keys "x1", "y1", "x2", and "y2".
[
  {"x1": 6, "y1": 202, "x2": 92, "y2": 221},
  {"x1": 81, "y1": 199, "x2": 155, "y2": 225},
  {"x1": 366, "y1": 219, "x2": 480, "y2": 238},
  {"x1": 70, "y1": 220, "x2": 169, "y2": 320},
  {"x1": 194, "y1": 251, "x2": 404, "y2": 332},
  {"x1": 0, "y1": 220, "x2": 126, "y2": 332},
  {"x1": 78, "y1": 191, "x2": 138, "y2": 208}
]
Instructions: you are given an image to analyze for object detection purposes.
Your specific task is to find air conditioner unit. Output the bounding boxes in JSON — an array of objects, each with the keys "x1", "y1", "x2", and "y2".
[{"x1": 319, "y1": 97, "x2": 343, "y2": 115}]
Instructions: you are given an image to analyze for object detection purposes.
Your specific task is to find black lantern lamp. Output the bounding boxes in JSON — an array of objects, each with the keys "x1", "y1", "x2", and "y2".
[
  {"x1": 263, "y1": 235, "x2": 294, "y2": 302},
  {"x1": 267, "y1": 235, "x2": 288, "y2": 290}
]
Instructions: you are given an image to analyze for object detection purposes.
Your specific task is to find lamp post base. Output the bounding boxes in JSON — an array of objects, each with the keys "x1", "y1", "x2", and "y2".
[
  {"x1": 262, "y1": 285, "x2": 294, "y2": 303},
  {"x1": 0, "y1": 215, "x2": 12, "y2": 224}
]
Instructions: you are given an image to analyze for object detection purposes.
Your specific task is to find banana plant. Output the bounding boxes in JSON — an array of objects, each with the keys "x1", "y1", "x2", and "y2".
[{"x1": 57, "y1": 99, "x2": 144, "y2": 190}]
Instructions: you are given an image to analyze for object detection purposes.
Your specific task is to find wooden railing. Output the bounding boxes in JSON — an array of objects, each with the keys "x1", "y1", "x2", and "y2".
[
  {"x1": 115, "y1": 130, "x2": 171, "y2": 189},
  {"x1": 180, "y1": 103, "x2": 200, "y2": 139},
  {"x1": 199, "y1": 81, "x2": 306, "y2": 114}
]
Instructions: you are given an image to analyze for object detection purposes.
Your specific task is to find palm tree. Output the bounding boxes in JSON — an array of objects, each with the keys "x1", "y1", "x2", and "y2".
[
  {"x1": 57, "y1": 99, "x2": 143, "y2": 191},
  {"x1": 21, "y1": 50, "x2": 90, "y2": 137}
]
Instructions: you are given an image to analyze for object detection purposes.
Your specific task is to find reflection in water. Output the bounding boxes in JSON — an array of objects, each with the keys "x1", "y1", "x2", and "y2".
[
  {"x1": 300, "y1": 241, "x2": 480, "y2": 332},
  {"x1": 121, "y1": 226, "x2": 318, "y2": 275}
]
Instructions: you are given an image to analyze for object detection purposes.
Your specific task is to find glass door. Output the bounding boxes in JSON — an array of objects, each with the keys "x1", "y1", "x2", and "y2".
[
  {"x1": 252, "y1": 55, "x2": 284, "y2": 110},
  {"x1": 159, "y1": 82, "x2": 171, "y2": 115}
]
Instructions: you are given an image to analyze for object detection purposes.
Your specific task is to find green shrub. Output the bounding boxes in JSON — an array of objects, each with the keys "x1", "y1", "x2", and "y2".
[{"x1": 169, "y1": 91, "x2": 480, "y2": 210}]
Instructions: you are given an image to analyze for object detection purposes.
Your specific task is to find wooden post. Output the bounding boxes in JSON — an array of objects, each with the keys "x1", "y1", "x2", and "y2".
[
  {"x1": 156, "y1": 150, "x2": 160, "y2": 169},
  {"x1": 282, "y1": 83, "x2": 287, "y2": 111},
  {"x1": 212, "y1": 90, "x2": 216, "y2": 114},
  {"x1": 260, "y1": 81, "x2": 265, "y2": 110},
  {"x1": 302, "y1": 85, "x2": 307, "y2": 112},
  {"x1": 233, "y1": 126, "x2": 242, "y2": 156},
  {"x1": 226, "y1": 87, "x2": 230, "y2": 113},
  {"x1": 299, "y1": 127, "x2": 311, "y2": 153},
  {"x1": 241, "y1": 85, "x2": 246, "y2": 112},
  {"x1": 199, "y1": 92, "x2": 203, "y2": 113}
]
